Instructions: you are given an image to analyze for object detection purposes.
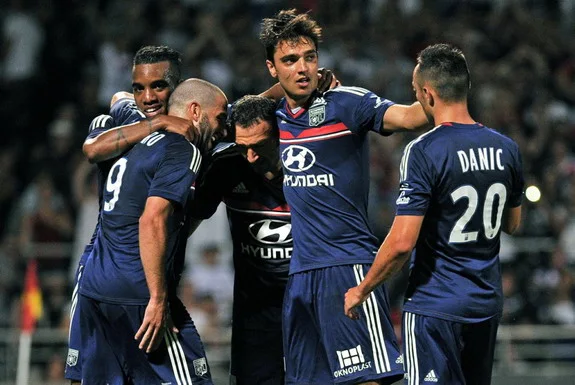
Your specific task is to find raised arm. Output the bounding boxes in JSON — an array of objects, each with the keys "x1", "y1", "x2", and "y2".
[
  {"x1": 83, "y1": 115, "x2": 194, "y2": 163},
  {"x1": 382, "y1": 102, "x2": 430, "y2": 133}
]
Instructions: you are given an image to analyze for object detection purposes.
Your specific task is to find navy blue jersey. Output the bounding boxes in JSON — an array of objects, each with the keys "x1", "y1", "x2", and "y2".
[
  {"x1": 277, "y1": 87, "x2": 394, "y2": 274},
  {"x1": 80, "y1": 131, "x2": 202, "y2": 305},
  {"x1": 189, "y1": 143, "x2": 289, "y2": 330},
  {"x1": 82, "y1": 97, "x2": 145, "y2": 254},
  {"x1": 397, "y1": 122, "x2": 524, "y2": 322}
]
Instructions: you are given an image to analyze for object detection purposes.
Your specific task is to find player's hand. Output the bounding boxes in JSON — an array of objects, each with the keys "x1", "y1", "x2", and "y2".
[
  {"x1": 135, "y1": 297, "x2": 169, "y2": 353},
  {"x1": 154, "y1": 115, "x2": 195, "y2": 142},
  {"x1": 344, "y1": 286, "x2": 368, "y2": 320},
  {"x1": 317, "y1": 68, "x2": 340, "y2": 93}
]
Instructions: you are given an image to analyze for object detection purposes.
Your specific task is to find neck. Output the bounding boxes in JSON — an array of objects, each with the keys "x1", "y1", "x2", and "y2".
[
  {"x1": 432, "y1": 101, "x2": 474, "y2": 125},
  {"x1": 286, "y1": 93, "x2": 311, "y2": 110}
]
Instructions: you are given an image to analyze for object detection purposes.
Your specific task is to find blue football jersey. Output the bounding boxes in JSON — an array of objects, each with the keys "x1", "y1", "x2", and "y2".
[
  {"x1": 80, "y1": 131, "x2": 202, "y2": 305},
  {"x1": 81, "y1": 97, "x2": 146, "y2": 255},
  {"x1": 277, "y1": 87, "x2": 394, "y2": 274},
  {"x1": 397, "y1": 122, "x2": 524, "y2": 322},
  {"x1": 190, "y1": 142, "x2": 289, "y2": 330}
]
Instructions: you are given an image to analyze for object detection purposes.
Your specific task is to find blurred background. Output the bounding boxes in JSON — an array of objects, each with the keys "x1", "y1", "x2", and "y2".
[{"x1": 1, "y1": 0, "x2": 575, "y2": 384}]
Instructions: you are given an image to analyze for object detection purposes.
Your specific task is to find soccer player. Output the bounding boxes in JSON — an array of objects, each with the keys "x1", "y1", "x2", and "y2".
[
  {"x1": 259, "y1": 9, "x2": 429, "y2": 385},
  {"x1": 78, "y1": 78, "x2": 228, "y2": 384},
  {"x1": 344, "y1": 44, "x2": 524, "y2": 385},
  {"x1": 189, "y1": 95, "x2": 287, "y2": 385},
  {"x1": 65, "y1": 45, "x2": 194, "y2": 384}
]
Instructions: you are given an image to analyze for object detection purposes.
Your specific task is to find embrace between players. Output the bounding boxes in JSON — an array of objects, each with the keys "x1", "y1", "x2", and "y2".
[{"x1": 66, "y1": 8, "x2": 524, "y2": 385}]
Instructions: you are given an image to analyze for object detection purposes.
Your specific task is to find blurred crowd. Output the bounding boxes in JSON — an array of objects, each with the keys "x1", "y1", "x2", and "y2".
[{"x1": 1, "y1": 0, "x2": 575, "y2": 380}]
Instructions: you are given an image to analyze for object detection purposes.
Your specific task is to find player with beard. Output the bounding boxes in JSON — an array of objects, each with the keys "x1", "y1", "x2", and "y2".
[{"x1": 78, "y1": 78, "x2": 228, "y2": 384}]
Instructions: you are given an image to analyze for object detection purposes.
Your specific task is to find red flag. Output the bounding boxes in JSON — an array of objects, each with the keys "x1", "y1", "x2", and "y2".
[{"x1": 20, "y1": 260, "x2": 43, "y2": 332}]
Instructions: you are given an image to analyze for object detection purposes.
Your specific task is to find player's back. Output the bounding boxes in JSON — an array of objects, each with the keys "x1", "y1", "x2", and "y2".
[
  {"x1": 80, "y1": 131, "x2": 200, "y2": 305},
  {"x1": 400, "y1": 122, "x2": 524, "y2": 322}
]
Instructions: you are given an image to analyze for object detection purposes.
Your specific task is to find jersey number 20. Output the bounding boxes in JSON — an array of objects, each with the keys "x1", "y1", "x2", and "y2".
[{"x1": 449, "y1": 182, "x2": 507, "y2": 243}]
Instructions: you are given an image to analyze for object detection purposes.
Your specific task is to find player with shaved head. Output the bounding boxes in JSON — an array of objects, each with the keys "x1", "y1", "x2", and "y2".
[{"x1": 78, "y1": 78, "x2": 227, "y2": 384}]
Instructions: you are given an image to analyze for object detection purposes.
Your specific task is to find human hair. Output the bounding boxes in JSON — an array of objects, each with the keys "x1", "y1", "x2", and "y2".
[
  {"x1": 229, "y1": 95, "x2": 278, "y2": 137},
  {"x1": 416, "y1": 43, "x2": 470, "y2": 102},
  {"x1": 168, "y1": 78, "x2": 225, "y2": 116},
  {"x1": 259, "y1": 9, "x2": 322, "y2": 62},
  {"x1": 133, "y1": 45, "x2": 182, "y2": 88}
]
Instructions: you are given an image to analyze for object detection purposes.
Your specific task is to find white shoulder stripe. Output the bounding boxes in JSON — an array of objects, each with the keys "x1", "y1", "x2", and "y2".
[
  {"x1": 399, "y1": 125, "x2": 441, "y2": 182},
  {"x1": 189, "y1": 145, "x2": 202, "y2": 173},
  {"x1": 328, "y1": 86, "x2": 370, "y2": 97}
]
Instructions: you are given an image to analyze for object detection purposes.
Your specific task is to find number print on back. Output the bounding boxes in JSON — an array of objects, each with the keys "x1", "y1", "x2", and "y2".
[{"x1": 449, "y1": 183, "x2": 507, "y2": 243}]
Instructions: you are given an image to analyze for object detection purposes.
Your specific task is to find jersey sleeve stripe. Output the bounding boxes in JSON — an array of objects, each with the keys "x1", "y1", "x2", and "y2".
[
  {"x1": 189, "y1": 145, "x2": 202, "y2": 173},
  {"x1": 399, "y1": 125, "x2": 441, "y2": 182}
]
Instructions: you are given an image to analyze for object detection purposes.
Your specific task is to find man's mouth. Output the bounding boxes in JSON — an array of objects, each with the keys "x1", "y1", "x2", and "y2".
[
  {"x1": 143, "y1": 105, "x2": 163, "y2": 117},
  {"x1": 296, "y1": 77, "x2": 310, "y2": 88}
]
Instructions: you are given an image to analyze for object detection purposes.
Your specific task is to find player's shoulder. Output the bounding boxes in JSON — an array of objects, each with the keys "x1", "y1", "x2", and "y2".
[
  {"x1": 211, "y1": 141, "x2": 237, "y2": 157},
  {"x1": 481, "y1": 124, "x2": 519, "y2": 148},
  {"x1": 324, "y1": 86, "x2": 374, "y2": 99}
]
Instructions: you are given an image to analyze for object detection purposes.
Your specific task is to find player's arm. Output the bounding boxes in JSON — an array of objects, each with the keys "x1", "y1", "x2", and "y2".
[
  {"x1": 83, "y1": 116, "x2": 195, "y2": 163},
  {"x1": 344, "y1": 215, "x2": 423, "y2": 319},
  {"x1": 135, "y1": 196, "x2": 173, "y2": 353},
  {"x1": 381, "y1": 102, "x2": 430, "y2": 133},
  {"x1": 502, "y1": 205, "x2": 522, "y2": 234}
]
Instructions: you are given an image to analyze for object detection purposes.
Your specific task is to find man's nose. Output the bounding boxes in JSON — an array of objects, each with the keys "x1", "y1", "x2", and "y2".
[
  {"x1": 246, "y1": 148, "x2": 259, "y2": 164},
  {"x1": 143, "y1": 88, "x2": 157, "y2": 103},
  {"x1": 296, "y1": 57, "x2": 309, "y2": 73}
]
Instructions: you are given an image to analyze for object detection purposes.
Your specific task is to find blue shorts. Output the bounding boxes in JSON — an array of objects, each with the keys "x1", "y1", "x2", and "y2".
[
  {"x1": 230, "y1": 327, "x2": 284, "y2": 385},
  {"x1": 79, "y1": 294, "x2": 213, "y2": 385},
  {"x1": 403, "y1": 311, "x2": 500, "y2": 385},
  {"x1": 283, "y1": 264, "x2": 403, "y2": 385},
  {"x1": 64, "y1": 260, "x2": 86, "y2": 381}
]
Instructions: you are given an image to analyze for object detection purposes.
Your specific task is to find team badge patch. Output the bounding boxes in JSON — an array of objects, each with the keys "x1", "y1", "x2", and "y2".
[
  {"x1": 66, "y1": 349, "x2": 79, "y2": 366},
  {"x1": 193, "y1": 357, "x2": 208, "y2": 376},
  {"x1": 309, "y1": 105, "x2": 326, "y2": 126}
]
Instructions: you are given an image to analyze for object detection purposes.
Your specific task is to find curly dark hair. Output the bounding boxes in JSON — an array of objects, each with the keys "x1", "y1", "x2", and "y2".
[
  {"x1": 229, "y1": 95, "x2": 278, "y2": 137},
  {"x1": 133, "y1": 45, "x2": 182, "y2": 89},
  {"x1": 259, "y1": 9, "x2": 322, "y2": 62},
  {"x1": 416, "y1": 43, "x2": 471, "y2": 102}
]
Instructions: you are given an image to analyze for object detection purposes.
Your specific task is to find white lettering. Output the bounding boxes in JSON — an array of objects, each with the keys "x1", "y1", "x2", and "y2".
[
  {"x1": 284, "y1": 174, "x2": 335, "y2": 187},
  {"x1": 240, "y1": 243, "x2": 292, "y2": 259},
  {"x1": 458, "y1": 148, "x2": 505, "y2": 173},
  {"x1": 457, "y1": 150, "x2": 469, "y2": 173},
  {"x1": 496, "y1": 148, "x2": 504, "y2": 170}
]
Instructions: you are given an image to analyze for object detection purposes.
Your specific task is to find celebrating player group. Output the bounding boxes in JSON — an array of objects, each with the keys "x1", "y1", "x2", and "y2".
[{"x1": 66, "y1": 7, "x2": 524, "y2": 385}]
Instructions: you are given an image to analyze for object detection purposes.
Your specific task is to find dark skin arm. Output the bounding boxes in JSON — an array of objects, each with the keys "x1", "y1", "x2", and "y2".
[{"x1": 83, "y1": 92, "x2": 195, "y2": 163}]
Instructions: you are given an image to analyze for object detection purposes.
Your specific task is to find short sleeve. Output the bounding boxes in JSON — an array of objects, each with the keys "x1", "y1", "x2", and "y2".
[
  {"x1": 148, "y1": 140, "x2": 202, "y2": 208},
  {"x1": 395, "y1": 142, "x2": 435, "y2": 216}
]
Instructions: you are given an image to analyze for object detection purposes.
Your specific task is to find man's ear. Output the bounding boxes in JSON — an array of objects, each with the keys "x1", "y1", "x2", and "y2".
[
  {"x1": 266, "y1": 60, "x2": 277, "y2": 79},
  {"x1": 188, "y1": 101, "x2": 201, "y2": 123},
  {"x1": 424, "y1": 87, "x2": 435, "y2": 108}
]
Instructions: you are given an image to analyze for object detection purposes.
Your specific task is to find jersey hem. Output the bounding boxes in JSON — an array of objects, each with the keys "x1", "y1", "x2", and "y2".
[
  {"x1": 402, "y1": 305, "x2": 502, "y2": 323},
  {"x1": 289, "y1": 259, "x2": 375, "y2": 275}
]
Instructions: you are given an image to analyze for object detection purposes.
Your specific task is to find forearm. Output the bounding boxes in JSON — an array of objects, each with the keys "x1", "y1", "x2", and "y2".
[
  {"x1": 139, "y1": 212, "x2": 168, "y2": 301},
  {"x1": 358, "y1": 238, "x2": 411, "y2": 296},
  {"x1": 382, "y1": 102, "x2": 430, "y2": 133},
  {"x1": 83, "y1": 119, "x2": 156, "y2": 163}
]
